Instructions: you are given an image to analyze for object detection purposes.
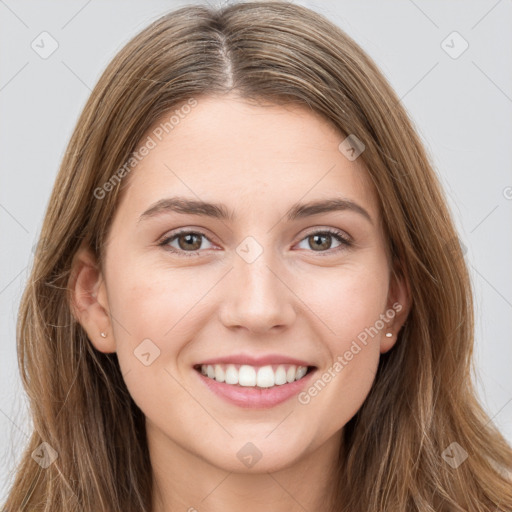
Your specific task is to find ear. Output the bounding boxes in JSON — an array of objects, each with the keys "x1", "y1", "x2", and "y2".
[
  {"x1": 68, "y1": 243, "x2": 116, "y2": 353},
  {"x1": 380, "y1": 265, "x2": 411, "y2": 354}
]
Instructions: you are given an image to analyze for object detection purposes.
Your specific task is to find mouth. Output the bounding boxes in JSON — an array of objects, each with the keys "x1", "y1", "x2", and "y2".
[{"x1": 193, "y1": 363, "x2": 316, "y2": 389}]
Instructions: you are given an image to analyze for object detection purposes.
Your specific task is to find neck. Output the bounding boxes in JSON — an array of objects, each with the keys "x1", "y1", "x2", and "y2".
[{"x1": 148, "y1": 423, "x2": 342, "y2": 512}]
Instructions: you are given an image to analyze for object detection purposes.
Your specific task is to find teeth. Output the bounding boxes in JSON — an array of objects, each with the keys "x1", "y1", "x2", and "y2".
[
  {"x1": 199, "y1": 363, "x2": 310, "y2": 388},
  {"x1": 214, "y1": 364, "x2": 225, "y2": 383},
  {"x1": 256, "y1": 365, "x2": 274, "y2": 388},
  {"x1": 275, "y1": 365, "x2": 287, "y2": 385},
  {"x1": 239, "y1": 365, "x2": 256, "y2": 386},
  {"x1": 296, "y1": 366, "x2": 307, "y2": 380},
  {"x1": 225, "y1": 364, "x2": 238, "y2": 384}
]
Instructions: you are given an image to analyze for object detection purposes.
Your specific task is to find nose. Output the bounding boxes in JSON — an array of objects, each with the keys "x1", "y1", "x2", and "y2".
[{"x1": 218, "y1": 245, "x2": 296, "y2": 335}]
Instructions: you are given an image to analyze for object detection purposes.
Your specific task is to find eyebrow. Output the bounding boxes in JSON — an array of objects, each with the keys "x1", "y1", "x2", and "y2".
[{"x1": 137, "y1": 196, "x2": 373, "y2": 225}]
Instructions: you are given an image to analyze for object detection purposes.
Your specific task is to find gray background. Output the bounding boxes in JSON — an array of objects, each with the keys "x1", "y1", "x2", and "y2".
[{"x1": 1, "y1": 0, "x2": 511, "y2": 499}]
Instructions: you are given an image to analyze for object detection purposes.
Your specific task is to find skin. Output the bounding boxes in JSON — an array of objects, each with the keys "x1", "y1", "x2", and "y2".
[{"x1": 70, "y1": 94, "x2": 410, "y2": 512}]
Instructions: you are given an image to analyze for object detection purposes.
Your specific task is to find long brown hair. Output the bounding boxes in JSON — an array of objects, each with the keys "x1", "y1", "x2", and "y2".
[{"x1": 3, "y1": 2, "x2": 512, "y2": 511}]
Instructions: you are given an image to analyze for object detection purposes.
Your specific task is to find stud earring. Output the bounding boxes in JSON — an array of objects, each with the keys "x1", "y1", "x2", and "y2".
[
  {"x1": 100, "y1": 331, "x2": 107, "y2": 338},
  {"x1": 385, "y1": 332, "x2": 393, "y2": 338}
]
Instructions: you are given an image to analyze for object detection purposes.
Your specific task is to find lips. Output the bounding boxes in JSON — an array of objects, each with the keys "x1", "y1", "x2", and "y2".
[
  {"x1": 195, "y1": 354, "x2": 314, "y2": 367},
  {"x1": 192, "y1": 354, "x2": 316, "y2": 391},
  {"x1": 194, "y1": 362, "x2": 318, "y2": 409}
]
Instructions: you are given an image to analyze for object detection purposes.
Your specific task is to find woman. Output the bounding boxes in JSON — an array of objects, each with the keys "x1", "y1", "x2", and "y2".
[{"x1": 3, "y1": 2, "x2": 512, "y2": 511}]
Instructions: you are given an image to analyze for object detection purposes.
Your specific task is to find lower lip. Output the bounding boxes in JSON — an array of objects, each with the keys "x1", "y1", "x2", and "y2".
[{"x1": 195, "y1": 368, "x2": 316, "y2": 409}]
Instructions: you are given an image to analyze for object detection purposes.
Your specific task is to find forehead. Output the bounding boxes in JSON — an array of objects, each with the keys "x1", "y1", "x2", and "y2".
[{"x1": 115, "y1": 95, "x2": 378, "y2": 222}]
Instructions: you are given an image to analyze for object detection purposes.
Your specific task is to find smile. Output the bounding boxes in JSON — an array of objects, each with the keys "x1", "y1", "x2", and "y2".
[
  {"x1": 193, "y1": 359, "x2": 317, "y2": 408},
  {"x1": 195, "y1": 363, "x2": 313, "y2": 388}
]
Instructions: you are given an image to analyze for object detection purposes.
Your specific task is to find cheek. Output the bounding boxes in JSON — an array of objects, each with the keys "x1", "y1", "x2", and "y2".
[
  {"x1": 293, "y1": 256, "x2": 389, "y2": 419},
  {"x1": 106, "y1": 251, "x2": 208, "y2": 341},
  {"x1": 102, "y1": 254, "x2": 183, "y2": 372},
  {"x1": 295, "y1": 254, "x2": 390, "y2": 342},
  {"x1": 104, "y1": 264, "x2": 199, "y2": 418},
  {"x1": 299, "y1": 345, "x2": 380, "y2": 436}
]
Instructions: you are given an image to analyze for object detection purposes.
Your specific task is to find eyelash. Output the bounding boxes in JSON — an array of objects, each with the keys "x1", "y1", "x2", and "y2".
[{"x1": 157, "y1": 228, "x2": 353, "y2": 258}]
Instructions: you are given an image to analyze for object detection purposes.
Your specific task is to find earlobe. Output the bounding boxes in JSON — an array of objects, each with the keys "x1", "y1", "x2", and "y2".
[
  {"x1": 380, "y1": 266, "x2": 411, "y2": 354},
  {"x1": 380, "y1": 331, "x2": 395, "y2": 354},
  {"x1": 68, "y1": 244, "x2": 116, "y2": 353}
]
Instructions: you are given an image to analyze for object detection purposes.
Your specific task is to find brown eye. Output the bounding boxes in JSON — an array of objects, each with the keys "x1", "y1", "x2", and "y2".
[
  {"x1": 159, "y1": 230, "x2": 215, "y2": 256},
  {"x1": 308, "y1": 233, "x2": 333, "y2": 251},
  {"x1": 296, "y1": 229, "x2": 351, "y2": 254},
  {"x1": 176, "y1": 232, "x2": 203, "y2": 251}
]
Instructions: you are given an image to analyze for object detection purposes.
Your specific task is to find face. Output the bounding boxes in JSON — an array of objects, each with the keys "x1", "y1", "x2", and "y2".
[{"x1": 72, "y1": 95, "x2": 408, "y2": 476}]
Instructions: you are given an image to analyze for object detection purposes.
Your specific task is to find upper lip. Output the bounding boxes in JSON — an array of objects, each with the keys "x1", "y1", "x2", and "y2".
[{"x1": 195, "y1": 354, "x2": 315, "y2": 367}]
